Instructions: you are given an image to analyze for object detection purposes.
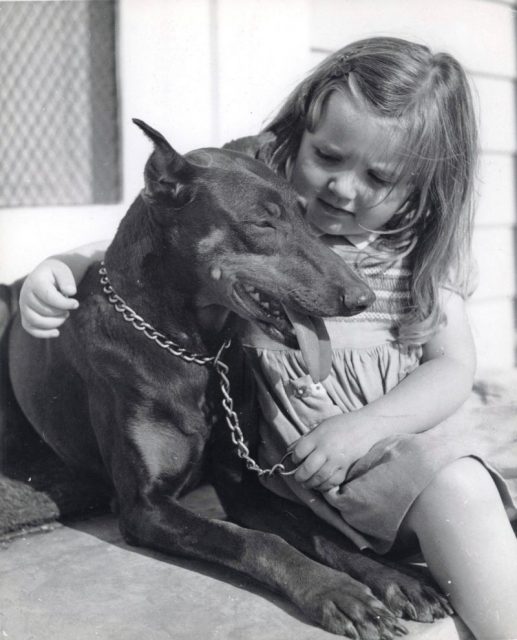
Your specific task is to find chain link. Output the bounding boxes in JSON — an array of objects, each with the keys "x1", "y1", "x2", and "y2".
[
  {"x1": 212, "y1": 341, "x2": 297, "y2": 478},
  {"x1": 99, "y1": 263, "x2": 296, "y2": 478}
]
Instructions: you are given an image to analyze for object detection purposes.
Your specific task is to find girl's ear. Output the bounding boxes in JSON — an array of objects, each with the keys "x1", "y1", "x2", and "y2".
[{"x1": 133, "y1": 118, "x2": 194, "y2": 206}]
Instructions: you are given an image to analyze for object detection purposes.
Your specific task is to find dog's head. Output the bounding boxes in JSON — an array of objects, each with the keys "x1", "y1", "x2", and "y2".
[{"x1": 132, "y1": 119, "x2": 374, "y2": 381}]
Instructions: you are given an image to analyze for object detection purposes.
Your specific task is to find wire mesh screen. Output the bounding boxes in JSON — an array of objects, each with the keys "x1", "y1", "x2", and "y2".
[{"x1": 0, "y1": 0, "x2": 120, "y2": 207}]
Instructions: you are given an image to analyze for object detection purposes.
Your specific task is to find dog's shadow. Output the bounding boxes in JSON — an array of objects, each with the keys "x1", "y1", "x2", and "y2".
[
  {"x1": 63, "y1": 502, "x2": 475, "y2": 640},
  {"x1": 63, "y1": 483, "x2": 312, "y2": 626}
]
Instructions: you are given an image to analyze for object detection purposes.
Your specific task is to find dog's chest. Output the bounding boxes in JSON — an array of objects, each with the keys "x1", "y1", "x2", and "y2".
[{"x1": 127, "y1": 391, "x2": 216, "y2": 482}]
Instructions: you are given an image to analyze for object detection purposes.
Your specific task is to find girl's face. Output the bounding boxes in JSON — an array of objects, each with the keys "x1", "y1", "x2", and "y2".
[{"x1": 290, "y1": 89, "x2": 412, "y2": 238}]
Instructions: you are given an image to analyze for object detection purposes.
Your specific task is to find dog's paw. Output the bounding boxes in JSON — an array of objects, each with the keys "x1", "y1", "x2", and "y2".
[
  {"x1": 293, "y1": 569, "x2": 408, "y2": 639},
  {"x1": 360, "y1": 564, "x2": 453, "y2": 623}
]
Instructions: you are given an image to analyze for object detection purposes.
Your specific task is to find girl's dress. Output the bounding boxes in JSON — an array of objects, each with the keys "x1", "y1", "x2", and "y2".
[{"x1": 241, "y1": 235, "x2": 517, "y2": 554}]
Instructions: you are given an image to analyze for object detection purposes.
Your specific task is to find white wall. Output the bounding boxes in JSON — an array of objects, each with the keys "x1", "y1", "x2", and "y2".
[{"x1": 1, "y1": 0, "x2": 515, "y2": 369}]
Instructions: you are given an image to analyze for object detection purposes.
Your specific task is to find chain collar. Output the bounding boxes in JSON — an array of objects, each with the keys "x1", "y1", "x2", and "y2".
[
  {"x1": 99, "y1": 262, "x2": 295, "y2": 478},
  {"x1": 99, "y1": 263, "x2": 216, "y2": 365}
]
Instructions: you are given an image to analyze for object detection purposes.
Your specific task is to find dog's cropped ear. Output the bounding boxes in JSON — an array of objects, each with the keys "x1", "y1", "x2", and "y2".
[{"x1": 133, "y1": 119, "x2": 194, "y2": 206}]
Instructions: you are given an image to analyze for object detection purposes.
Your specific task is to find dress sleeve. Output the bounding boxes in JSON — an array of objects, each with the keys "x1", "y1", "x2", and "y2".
[{"x1": 222, "y1": 131, "x2": 277, "y2": 165}]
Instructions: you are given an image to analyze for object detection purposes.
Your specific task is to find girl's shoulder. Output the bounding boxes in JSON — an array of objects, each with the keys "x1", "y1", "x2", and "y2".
[{"x1": 222, "y1": 132, "x2": 277, "y2": 165}]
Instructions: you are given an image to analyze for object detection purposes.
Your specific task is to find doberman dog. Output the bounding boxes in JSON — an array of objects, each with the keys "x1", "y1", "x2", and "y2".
[{"x1": 2, "y1": 121, "x2": 450, "y2": 639}]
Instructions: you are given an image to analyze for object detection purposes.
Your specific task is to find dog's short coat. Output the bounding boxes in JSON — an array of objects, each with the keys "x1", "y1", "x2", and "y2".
[{"x1": 2, "y1": 121, "x2": 450, "y2": 639}]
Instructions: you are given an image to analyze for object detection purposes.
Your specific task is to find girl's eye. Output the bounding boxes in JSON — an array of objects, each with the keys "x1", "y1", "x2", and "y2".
[
  {"x1": 369, "y1": 172, "x2": 392, "y2": 187},
  {"x1": 315, "y1": 148, "x2": 340, "y2": 163}
]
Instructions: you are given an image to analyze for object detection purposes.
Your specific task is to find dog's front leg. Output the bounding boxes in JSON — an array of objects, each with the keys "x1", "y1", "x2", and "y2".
[
  {"x1": 117, "y1": 494, "x2": 407, "y2": 639},
  {"x1": 222, "y1": 477, "x2": 453, "y2": 624},
  {"x1": 105, "y1": 397, "x2": 403, "y2": 638}
]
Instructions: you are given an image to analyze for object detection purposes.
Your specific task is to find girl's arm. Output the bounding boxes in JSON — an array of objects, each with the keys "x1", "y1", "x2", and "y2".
[
  {"x1": 20, "y1": 240, "x2": 110, "y2": 338},
  {"x1": 290, "y1": 290, "x2": 477, "y2": 491}
]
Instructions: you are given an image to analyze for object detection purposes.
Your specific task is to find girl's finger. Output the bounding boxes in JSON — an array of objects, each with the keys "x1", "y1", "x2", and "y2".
[
  {"x1": 290, "y1": 435, "x2": 317, "y2": 464},
  {"x1": 27, "y1": 293, "x2": 73, "y2": 317},
  {"x1": 293, "y1": 451, "x2": 327, "y2": 484},
  {"x1": 314, "y1": 469, "x2": 347, "y2": 493},
  {"x1": 22, "y1": 308, "x2": 69, "y2": 331},
  {"x1": 35, "y1": 286, "x2": 78, "y2": 311},
  {"x1": 52, "y1": 263, "x2": 77, "y2": 298},
  {"x1": 302, "y1": 460, "x2": 339, "y2": 489},
  {"x1": 25, "y1": 327, "x2": 60, "y2": 339}
]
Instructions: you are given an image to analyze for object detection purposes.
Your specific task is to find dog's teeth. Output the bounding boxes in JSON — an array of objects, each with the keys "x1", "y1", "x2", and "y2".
[{"x1": 244, "y1": 286, "x2": 282, "y2": 318}]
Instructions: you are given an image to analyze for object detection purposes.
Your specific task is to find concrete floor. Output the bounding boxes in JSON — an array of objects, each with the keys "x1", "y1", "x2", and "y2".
[{"x1": 0, "y1": 488, "x2": 473, "y2": 640}]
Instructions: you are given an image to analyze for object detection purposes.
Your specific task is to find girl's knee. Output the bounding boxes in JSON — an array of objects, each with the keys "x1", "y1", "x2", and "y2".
[
  {"x1": 426, "y1": 457, "x2": 495, "y2": 500},
  {"x1": 405, "y1": 457, "x2": 499, "y2": 531}
]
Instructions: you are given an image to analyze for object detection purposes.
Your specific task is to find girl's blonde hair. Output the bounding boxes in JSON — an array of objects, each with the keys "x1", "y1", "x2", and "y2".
[{"x1": 263, "y1": 37, "x2": 478, "y2": 345}]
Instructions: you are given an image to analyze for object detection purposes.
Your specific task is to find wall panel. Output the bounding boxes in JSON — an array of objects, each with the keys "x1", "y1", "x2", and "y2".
[
  {"x1": 469, "y1": 298, "x2": 516, "y2": 368},
  {"x1": 215, "y1": 0, "x2": 310, "y2": 144},
  {"x1": 476, "y1": 154, "x2": 516, "y2": 227},
  {"x1": 310, "y1": 0, "x2": 516, "y2": 78}
]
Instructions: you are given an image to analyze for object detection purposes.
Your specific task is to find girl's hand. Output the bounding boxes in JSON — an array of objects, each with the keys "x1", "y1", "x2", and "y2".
[
  {"x1": 288, "y1": 413, "x2": 376, "y2": 492},
  {"x1": 20, "y1": 259, "x2": 79, "y2": 338}
]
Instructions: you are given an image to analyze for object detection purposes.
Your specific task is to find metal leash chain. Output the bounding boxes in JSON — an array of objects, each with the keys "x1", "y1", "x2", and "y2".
[
  {"x1": 212, "y1": 341, "x2": 297, "y2": 478},
  {"x1": 99, "y1": 263, "x2": 297, "y2": 478}
]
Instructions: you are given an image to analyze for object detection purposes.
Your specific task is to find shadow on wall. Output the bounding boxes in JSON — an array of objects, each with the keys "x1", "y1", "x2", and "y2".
[
  {"x1": 514, "y1": 225, "x2": 517, "y2": 365},
  {"x1": 514, "y1": 9, "x2": 517, "y2": 366}
]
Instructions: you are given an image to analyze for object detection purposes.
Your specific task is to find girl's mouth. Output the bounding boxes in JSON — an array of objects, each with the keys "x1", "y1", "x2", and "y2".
[{"x1": 317, "y1": 199, "x2": 355, "y2": 218}]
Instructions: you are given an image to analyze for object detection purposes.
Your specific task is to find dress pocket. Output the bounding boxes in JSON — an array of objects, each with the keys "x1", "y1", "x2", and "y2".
[{"x1": 285, "y1": 373, "x2": 342, "y2": 431}]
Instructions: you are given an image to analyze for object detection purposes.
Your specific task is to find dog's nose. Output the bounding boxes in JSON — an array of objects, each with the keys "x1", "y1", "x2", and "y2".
[{"x1": 342, "y1": 288, "x2": 375, "y2": 311}]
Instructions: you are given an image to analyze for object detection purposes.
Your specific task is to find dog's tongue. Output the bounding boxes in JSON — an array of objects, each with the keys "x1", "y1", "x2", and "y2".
[{"x1": 284, "y1": 307, "x2": 332, "y2": 383}]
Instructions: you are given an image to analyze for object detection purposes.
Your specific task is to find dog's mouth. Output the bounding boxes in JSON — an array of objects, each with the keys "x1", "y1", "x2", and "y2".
[{"x1": 233, "y1": 284, "x2": 332, "y2": 382}]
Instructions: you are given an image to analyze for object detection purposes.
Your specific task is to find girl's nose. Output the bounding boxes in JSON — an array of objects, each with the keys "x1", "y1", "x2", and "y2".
[{"x1": 327, "y1": 172, "x2": 358, "y2": 201}]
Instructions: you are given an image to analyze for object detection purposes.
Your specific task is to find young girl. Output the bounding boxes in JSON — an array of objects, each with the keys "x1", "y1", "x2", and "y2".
[{"x1": 19, "y1": 38, "x2": 517, "y2": 639}]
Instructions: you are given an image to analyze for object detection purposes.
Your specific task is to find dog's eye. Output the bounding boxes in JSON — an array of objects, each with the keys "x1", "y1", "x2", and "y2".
[
  {"x1": 254, "y1": 219, "x2": 276, "y2": 230},
  {"x1": 297, "y1": 197, "x2": 307, "y2": 214},
  {"x1": 264, "y1": 202, "x2": 282, "y2": 218}
]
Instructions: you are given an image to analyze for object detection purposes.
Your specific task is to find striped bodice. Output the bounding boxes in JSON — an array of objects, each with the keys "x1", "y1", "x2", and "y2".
[{"x1": 322, "y1": 237, "x2": 413, "y2": 325}]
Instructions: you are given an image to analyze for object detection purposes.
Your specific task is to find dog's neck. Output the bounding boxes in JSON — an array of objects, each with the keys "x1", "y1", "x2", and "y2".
[{"x1": 103, "y1": 196, "x2": 233, "y2": 353}]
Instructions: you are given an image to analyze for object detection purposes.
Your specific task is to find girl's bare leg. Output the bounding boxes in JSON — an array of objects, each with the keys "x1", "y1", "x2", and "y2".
[{"x1": 403, "y1": 457, "x2": 517, "y2": 640}]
